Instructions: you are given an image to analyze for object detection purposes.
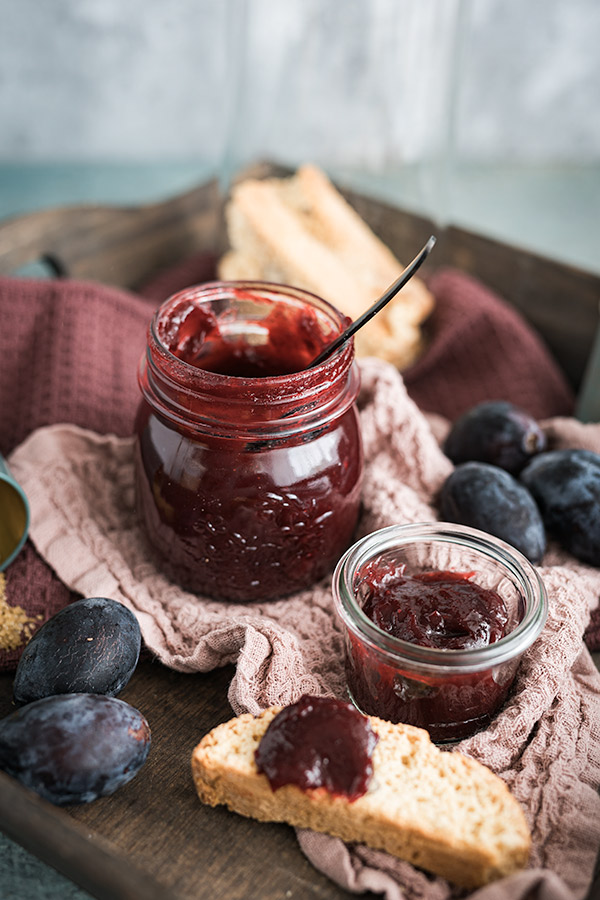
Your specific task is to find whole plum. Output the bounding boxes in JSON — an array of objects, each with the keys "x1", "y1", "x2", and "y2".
[
  {"x1": 13, "y1": 597, "x2": 141, "y2": 707},
  {"x1": 520, "y1": 449, "x2": 600, "y2": 566},
  {"x1": 0, "y1": 693, "x2": 151, "y2": 805},
  {"x1": 439, "y1": 462, "x2": 546, "y2": 564},
  {"x1": 444, "y1": 401, "x2": 546, "y2": 475}
]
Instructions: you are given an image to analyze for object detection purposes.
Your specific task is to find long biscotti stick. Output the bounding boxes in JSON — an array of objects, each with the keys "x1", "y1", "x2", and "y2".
[
  {"x1": 284, "y1": 164, "x2": 411, "y2": 292},
  {"x1": 191, "y1": 707, "x2": 531, "y2": 890},
  {"x1": 223, "y1": 176, "x2": 371, "y2": 318},
  {"x1": 218, "y1": 165, "x2": 435, "y2": 370}
]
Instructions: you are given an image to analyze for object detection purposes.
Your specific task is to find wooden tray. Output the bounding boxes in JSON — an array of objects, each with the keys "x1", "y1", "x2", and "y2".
[
  {"x1": 0, "y1": 160, "x2": 598, "y2": 393},
  {"x1": 1, "y1": 163, "x2": 599, "y2": 899},
  {"x1": 0, "y1": 661, "x2": 356, "y2": 900}
]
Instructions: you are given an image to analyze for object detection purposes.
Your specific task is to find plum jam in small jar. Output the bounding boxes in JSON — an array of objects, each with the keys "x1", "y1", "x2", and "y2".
[
  {"x1": 134, "y1": 281, "x2": 363, "y2": 601},
  {"x1": 332, "y1": 523, "x2": 547, "y2": 742}
]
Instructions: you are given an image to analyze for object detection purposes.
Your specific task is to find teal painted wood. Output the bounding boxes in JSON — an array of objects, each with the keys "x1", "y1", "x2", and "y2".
[{"x1": 0, "y1": 836, "x2": 95, "y2": 900}]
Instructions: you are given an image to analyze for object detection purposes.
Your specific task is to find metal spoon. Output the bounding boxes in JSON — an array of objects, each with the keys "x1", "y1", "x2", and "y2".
[{"x1": 307, "y1": 234, "x2": 437, "y2": 369}]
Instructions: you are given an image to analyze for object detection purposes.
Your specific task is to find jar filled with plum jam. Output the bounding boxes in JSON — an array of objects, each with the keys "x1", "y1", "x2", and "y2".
[
  {"x1": 332, "y1": 523, "x2": 547, "y2": 742},
  {"x1": 134, "y1": 282, "x2": 363, "y2": 602}
]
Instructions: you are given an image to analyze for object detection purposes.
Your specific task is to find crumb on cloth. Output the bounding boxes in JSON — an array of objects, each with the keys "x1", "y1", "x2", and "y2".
[{"x1": 0, "y1": 573, "x2": 42, "y2": 652}]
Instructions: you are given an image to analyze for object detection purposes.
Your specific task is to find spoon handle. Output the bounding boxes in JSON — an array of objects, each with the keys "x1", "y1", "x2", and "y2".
[{"x1": 307, "y1": 234, "x2": 437, "y2": 369}]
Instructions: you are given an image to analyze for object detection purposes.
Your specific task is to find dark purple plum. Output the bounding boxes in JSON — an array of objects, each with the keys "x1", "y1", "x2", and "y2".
[
  {"x1": 520, "y1": 449, "x2": 600, "y2": 566},
  {"x1": 439, "y1": 462, "x2": 546, "y2": 564},
  {"x1": 13, "y1": 597, "x2": 141, "y2": 707},
  {"x1": 444, "y1": 401, "x2": 546, "y2": 475},
  {"x1": 0, "y1": 693, "x2": 150, "y2": 805}
]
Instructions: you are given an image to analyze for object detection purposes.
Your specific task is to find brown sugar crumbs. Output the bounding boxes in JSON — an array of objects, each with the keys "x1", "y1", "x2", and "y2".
[{"x1": 0, "y1": 573, "x2": 42, "y2": 651}]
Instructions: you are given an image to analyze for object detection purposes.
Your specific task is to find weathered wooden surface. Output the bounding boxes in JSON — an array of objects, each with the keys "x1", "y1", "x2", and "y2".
[
  {"x1": 0, "y1": 179, "x2": 224, "y2": 290},
  {"x1": 1, "y1": 162, "x2": 597, "y2": 391},
  {"x1": 0, "y1": 660, "x2": 357, "y2": 900},
  {"x1": 343, "y1": 188, "x2": 599, "y2": 393},
  {"x1": 235, "y1": 161, "x2": 600, "y2": 392}
]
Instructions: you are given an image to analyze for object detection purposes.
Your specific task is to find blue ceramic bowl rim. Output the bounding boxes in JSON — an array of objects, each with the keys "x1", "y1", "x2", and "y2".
[{"x1": 0, "y1": 456, "x2": 30, "y2": 572}]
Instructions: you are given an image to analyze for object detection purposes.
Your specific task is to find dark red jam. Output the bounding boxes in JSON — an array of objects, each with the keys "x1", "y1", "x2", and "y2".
[
  {"x1": 255, "y1": 695, "x2": 378, "y2": 801},
  {"x1": 345, "y1": 564, "x2": 516, "y2": 742},
  {"x1": 134, "y1": 283, "x2": 363, "y2": 601},
  {"x1": 160, "y1": 292, "x2": 327, "y2": 377},
  {"x1": 360, "y1": 564, "x2": 509, "y2": 650}
]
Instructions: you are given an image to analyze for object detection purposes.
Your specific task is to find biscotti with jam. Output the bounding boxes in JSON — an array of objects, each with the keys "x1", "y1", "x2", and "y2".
[{"x1": 191, "y1": 703, "x2": 531, "y2": 889}]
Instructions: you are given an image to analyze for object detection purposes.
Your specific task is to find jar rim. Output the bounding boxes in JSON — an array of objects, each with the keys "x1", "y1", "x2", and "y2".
[
  {"x1": 149, "y1": 279, "x2": 353, "y2": 388},
  {"x1": 332, "y1": 522, "x2": 548, "y2": 672},
  {"x1": 141, "y1": 280, "x2": 359, "y2": 437}
]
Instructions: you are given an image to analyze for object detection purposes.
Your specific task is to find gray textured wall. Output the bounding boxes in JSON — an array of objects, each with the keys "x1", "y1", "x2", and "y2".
[{"x1": 0, "y1": 0, "x2": 598, "y2": 168}]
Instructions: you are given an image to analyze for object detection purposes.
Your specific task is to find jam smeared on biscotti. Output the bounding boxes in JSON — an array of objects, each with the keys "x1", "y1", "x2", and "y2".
[{"x1": 255, "y1": 695, "x2": 378, "y2": 801}]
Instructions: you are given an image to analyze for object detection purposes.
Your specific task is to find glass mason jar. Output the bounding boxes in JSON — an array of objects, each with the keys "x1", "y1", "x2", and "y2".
[
  {"x1": 134, "y1": 281, "x2": 363, "y2": 602},
  {"x1": 333, "y1": 523, "x2": 547, "y2": 742}
]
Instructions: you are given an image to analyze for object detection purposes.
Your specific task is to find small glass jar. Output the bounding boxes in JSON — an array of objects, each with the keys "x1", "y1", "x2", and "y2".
[
  {"x1": 332, "y1": 523, "x2": 547, "y2": 742},
  {"x1": 134, "y1": 281, "x2": 363, "y2": 602}
]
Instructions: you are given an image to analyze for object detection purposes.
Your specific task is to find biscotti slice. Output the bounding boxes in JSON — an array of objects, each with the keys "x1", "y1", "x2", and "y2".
[
  {"x1": 218, "y1": 165, "x2": 434, "y2": 370},
  {"x1": 282, "y1": 163, "x2": 431, "y2": 325},
  {"x1": 191, "y1": 707, "x2": 531, "y2": 889},
  {"x1": 220, "y1": 175, "x2": 372, "y2": 319}
]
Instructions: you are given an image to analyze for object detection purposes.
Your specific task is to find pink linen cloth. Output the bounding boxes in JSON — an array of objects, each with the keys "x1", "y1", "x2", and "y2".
[{"x1": 8, "y1": 358, "x2": 600, "y2": 900}]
